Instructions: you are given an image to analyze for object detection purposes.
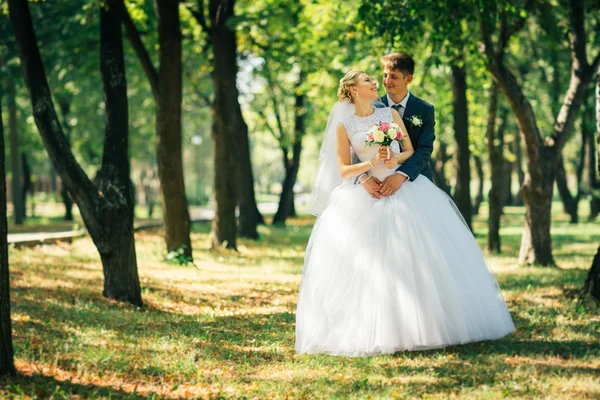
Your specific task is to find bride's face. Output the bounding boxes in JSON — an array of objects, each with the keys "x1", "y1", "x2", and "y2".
[{"x1": 352, "y1": 74, "x2": 379, "y2": 102}]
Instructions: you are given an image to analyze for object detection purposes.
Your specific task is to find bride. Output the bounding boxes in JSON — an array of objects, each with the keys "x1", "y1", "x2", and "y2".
[{"x1": 295, "y1": 70, "x2": 515, "y2": 357}]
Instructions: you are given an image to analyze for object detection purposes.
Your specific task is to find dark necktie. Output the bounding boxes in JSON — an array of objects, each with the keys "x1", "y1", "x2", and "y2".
[{"x1": 391, "y1": 104, "x2": 404, "y2": 118}]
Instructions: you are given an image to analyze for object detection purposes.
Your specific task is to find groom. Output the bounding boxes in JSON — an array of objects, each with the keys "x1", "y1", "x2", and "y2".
[{"x1": 357, "y1": 53, "x2": 436, "y2": 199}]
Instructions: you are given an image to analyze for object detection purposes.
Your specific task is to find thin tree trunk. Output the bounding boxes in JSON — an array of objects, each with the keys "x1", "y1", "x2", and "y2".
[
  {"x1": 154, "y1": 0, "x2": 193, "y2": 259},
  {"x1": 585, "y1": 96, "x2": 600, "y2": 219},
  {"x1": 513, "y1": 128, "x2": 525, "y2": 206},
  {"x1": 289, "y1": 191, "x2": 296, "y2": 217},
  {"x1": 581, "y1": 69, "x2": 600, "y2": 304},
  {"x1": 273, "y1": 145, "x2": 301, "y2": 225},
  {"x1": 502, "y1": 157, "x2": 513, "y2": 207},
  {"x1": 556, "y1": 125, "x2": 587, "y2": 223},
  {"x1": 430, "y1": 142, "x2": 452, "y2": 195},
  {"x1": 273, "y1": 83, "x2": 305, "y2": 225},
  {"x1": 8, "y1": 0, "x2": 142, "y2": 305},
  {"x1": 472, "y1": 155, "x2": 484, "y2": 216},
  {"x1": 487, "y1": 84, "x2": 503, "y2": 253},
  {"x1": 0, "y1": 91, "x2": 16, "y2": 377},
  {"x1": 209, "y1": 0, "x2": 238, "y2": 249},
  {"x1": 7, "y1": 80, "x2": 24, "y2": 225},
  {"x1": 21, "y1": 153, "x2": 30, "y2": 218},
  {"x1": 120, "y1": 0, "x2": 192, "y2": 256},
  {"x1": 57, "y1": 96, "x2": 74, "y2": 221},
  {"x1": 556, "y1": 156, "x2": 578, "y2": 222},
  {"x1": 451, "y1": 64, "x2": 472, "y2": 229}
]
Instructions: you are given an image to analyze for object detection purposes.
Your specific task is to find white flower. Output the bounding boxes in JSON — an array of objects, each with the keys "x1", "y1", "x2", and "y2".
[
  {"x1": 387, "y1": 128, "x2": 398, "y2": 140},
  {"x1": 389, "y1": 122, "x2": 401, "y2": 130},
  {"x1": 373, "y1": 131, "x2": 385, "y2": 142},
  {"x1": 409, "y1": 116, "x2": 423, "y2": 127}
]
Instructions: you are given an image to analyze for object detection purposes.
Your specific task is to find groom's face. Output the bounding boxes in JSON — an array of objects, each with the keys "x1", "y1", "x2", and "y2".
[{"x1": 383, "y1": 67, "x2": 412, "y2": 96}]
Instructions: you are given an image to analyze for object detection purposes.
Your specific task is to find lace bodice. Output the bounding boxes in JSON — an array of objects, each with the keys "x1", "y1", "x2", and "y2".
[{"x1": 341, "y1": 107, "x2": 399, "y2": 181}]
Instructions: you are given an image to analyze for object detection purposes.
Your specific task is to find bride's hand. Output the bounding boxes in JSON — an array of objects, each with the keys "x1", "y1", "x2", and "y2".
[
  {"x1": 375, "y1": 146, "x2": 390, "y2": 164},
  {"x1": 384, "y1": 156, "x2": 398, "y2": 169}
]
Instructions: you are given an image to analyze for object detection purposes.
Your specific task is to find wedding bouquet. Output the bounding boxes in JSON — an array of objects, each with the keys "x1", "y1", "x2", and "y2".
[{"x1": 365, "y1": 121, "x2": 405, "y2": 158}]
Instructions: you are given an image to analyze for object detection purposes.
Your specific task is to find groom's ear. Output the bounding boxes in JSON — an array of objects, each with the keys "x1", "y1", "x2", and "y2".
[{"x1": 405, "y1": 74, "x2": 414, "y2": 84}]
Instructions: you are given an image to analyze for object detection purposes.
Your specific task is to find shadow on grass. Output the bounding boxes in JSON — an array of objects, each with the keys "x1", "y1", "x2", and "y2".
[{"x1": 1, "y1": 372, "x2": 164, "y2": 399}]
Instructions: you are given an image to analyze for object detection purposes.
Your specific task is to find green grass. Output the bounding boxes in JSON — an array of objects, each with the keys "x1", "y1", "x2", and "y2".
[{"x1": 1, "y1": 201, "x2": 599, "y2": 399}]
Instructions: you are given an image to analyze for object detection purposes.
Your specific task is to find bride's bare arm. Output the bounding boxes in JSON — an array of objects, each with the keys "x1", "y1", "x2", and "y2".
[{"x1": 336, "y1": 123, "x2": 383, "y2": 180}]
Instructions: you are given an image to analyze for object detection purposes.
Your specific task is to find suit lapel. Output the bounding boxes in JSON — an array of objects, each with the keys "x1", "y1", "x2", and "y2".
[
  {"x1": 403, "y1": 93, "x2": 420, "y2": 137},
  {"x1": 378, "y1": 95, "x2": 389, "y2": 108}
]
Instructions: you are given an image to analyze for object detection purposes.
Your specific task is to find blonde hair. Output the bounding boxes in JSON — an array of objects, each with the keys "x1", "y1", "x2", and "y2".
[{"x1": 337, "y1": 70, "x2": 365, "y2": 103}]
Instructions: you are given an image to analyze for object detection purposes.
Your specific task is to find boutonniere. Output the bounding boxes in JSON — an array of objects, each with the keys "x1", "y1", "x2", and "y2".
[{"x1": 406, "y1": 114, "x2": 423, "y2": 127}]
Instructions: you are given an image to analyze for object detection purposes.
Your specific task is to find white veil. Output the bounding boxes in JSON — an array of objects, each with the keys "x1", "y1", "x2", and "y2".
[{"x1": 308, "y1": 100, "x2": 356, "y2": 215}]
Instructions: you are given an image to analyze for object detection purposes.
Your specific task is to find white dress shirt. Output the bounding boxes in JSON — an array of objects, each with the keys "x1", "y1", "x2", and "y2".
[{"x1": 387, "y1": 93, "x2": 410, "y2": 178}]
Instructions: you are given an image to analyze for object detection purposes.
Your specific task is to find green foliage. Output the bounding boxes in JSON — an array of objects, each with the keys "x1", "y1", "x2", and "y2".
[{"x1": 166, "y1": 245, "x2": 195, "y2": 266}]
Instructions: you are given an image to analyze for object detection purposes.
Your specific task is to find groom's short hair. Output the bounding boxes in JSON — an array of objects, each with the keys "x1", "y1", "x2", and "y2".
[{"x1": 382, "y1": 53, "x2": 415, "y2": 76}]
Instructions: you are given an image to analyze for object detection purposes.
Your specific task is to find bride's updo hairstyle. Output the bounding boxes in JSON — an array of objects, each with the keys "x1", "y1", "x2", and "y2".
[{"x1": 337, "y1": 70, "x2": 365, "y2": 103}]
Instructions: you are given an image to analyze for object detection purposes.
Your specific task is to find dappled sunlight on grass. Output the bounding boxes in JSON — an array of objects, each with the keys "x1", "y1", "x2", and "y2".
[{"x1": 2, "y1": 204, "x2": 600, "y2": 398}]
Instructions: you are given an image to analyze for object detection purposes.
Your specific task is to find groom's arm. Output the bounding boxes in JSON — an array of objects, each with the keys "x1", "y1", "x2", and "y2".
[{"x1": 397, "y1": 106, "x2": 435, "y2": 181}]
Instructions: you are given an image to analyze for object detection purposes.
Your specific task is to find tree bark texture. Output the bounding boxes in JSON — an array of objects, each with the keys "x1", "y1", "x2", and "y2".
[
  {"x1": 7, "y1": 80, "x2": 24, "y2": 224},
  {"x1": 155, "y1": 0, "x2": 193, "y2": 258},
  {"x1": 0, "y1": 90, "x2": 16, "y2": 377},
  {"x1": 450, "y1": 64, "x2": 472, "y2": 229}
]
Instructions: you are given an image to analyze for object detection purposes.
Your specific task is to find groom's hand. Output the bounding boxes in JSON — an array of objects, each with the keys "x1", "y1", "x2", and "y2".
[
  {"x1": 381, "y1": 174, "x2": 407, "y2": 196},
  {"x1": 363, "y1": 177, "x2": 383, "y2": 199}
]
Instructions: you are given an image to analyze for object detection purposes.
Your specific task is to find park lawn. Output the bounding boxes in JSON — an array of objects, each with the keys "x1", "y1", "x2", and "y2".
[{"x1": 1, "y1": 202, "x2": 600, "y2": 399}]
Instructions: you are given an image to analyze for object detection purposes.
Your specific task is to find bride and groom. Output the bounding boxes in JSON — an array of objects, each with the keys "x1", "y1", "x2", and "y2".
[{"x1": 295, "y1": 53, "x2": 515, "y2": 356}]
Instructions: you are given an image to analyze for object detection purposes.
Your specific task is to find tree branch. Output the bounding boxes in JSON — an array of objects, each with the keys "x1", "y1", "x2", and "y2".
[
  {"x1": 117, "y1": 0, "x2": 159, "y2": 102},
  {"x1": 551, "y1": 0, "x2": 598, "y2": 152},
  {"x1": 568, "y1": 0, "x2": 588, "y2": 70},
  {"x1": 187, "y1": 0, "x2": 211, "y2": 34}
]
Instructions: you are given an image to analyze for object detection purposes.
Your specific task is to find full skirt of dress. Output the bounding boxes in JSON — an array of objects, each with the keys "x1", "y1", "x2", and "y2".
[{"x1": 295, "y1": 176, "x2": 515, "y2": 357}]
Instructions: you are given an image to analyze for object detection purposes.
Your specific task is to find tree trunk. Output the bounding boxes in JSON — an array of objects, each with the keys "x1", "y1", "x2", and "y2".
[
  {"x1": 487, "y1": 84, "x2": 503, "y2": 253},
  {"x1": 8, "y1": 0, "x2": 143, "y2": 305},
  {"x1": 513, "y1": 128, "x2": 525, "y2": 206},
  {"x1": 583, "y1": 246, "x2": 600, "y2": 303},
  {"x1": 97, "y1": 1, "x2": 142, "y2": 304},
  {"x1": 273, "y1": 84, "x2": 305, "y2": 226},
  {"x1": 450, "y1": 64, "x2": 472, "y2": 229},
  {"x1": 229, "y1": 18, "x2": 261, "y2": 237},
  {"x1": 502, "y1": 157, "x2": 513, "y2": 207},
  {"x1": 556, "y1": 156, "x2": 578, "y2": 223},
  {"x1": 556, "y1": 125, "x2": 587, "y2": 223},
  {"x1": 472, "y1": 155, "x2": 484, "y2": 216},
  {"x1": 154, "y1": 0, "x2": 193, "y2": 259},
  {"x1": 585, "y1": 96, "x2": 600, "y2": 219},
  {"x1": 519, "y1": 169, "x2": 556, "y2": 266},
  {"x1": 289, "y1": 191, "x2": 297, "y2": 217},
  {"x1": 209, "y1": 0, "x2": 239, "y2": 249},
  {"x1": 7, "y1": 80, "x2": 24, "y2": 225},
  {"x1": 56, "y1": 96, "x2": 74, "y2": 221},
  {"x1": 21, "y1": 153, "x2": 31, "y2": 218},
  {"x1": 582, "y1": 70, "x2": 600, "y2": 305},
  {"x1": 430, "y1": 142, "x2": 452, "y2": 195},
  {"x1": 273, "y1": 145, "x2": 302, "y2": 225},
  {"x1": 0, "y1": 90, "x2": 16, "y2": 377}
]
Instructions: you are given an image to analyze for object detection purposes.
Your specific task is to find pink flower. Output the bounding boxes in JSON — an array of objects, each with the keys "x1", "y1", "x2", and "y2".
[
  {"x1": 396, "y1": 131, "x2": 404, "y2": 140},
  {"x1": 368, "y1": 134, "x2": 374, "y2": 141},
  {"x1": 380, "y1": 122, "x2": 389, "y2": 131}
]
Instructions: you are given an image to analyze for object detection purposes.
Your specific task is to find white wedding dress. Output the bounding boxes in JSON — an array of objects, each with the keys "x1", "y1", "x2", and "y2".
[{"x1": 295, "y1": 107, "x2": 515, "y2": 356}]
